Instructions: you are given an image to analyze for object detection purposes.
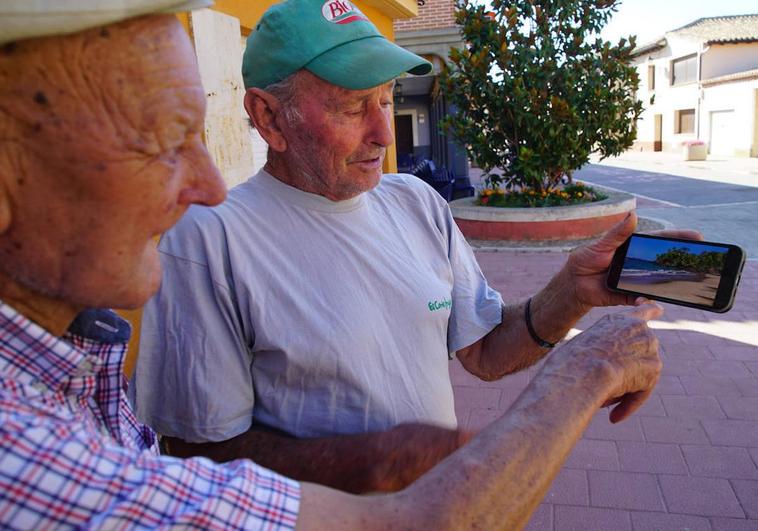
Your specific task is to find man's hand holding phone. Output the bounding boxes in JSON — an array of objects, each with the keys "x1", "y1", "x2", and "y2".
[
  {"x1": 606, "y1": 231, "x2": 745, "y2": 313},
  {"x1": 561, "y1": 212, "x2": 705, "y2": 314}
]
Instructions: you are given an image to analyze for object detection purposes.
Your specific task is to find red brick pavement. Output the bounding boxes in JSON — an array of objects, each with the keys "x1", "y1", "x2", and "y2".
[{"x1": 452, "y1": 251, "x2": 758, "y2": 530}]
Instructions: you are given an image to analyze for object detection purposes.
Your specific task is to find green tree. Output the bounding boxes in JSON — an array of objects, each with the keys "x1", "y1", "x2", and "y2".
[
  {"x1": 655, "y1": 248, "x2": 725, "y2": 275},
  {"x1": 440, "y1": 0, "x2": 643, "y2": 194}
]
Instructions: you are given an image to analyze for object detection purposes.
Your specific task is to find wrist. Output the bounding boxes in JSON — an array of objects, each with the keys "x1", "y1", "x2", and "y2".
[
  {"x1": 543, "y1": 347, "x2": 619, "y2": 407},
  {"x1": 544, "y1": 265, "x2": 588, "y2": 319},
  {"x1": 528, "y1": 272, "x2": 583, "y2": 347},
  {"x1": 524, "y1": 298, "x2": 555, "y2": 349}
]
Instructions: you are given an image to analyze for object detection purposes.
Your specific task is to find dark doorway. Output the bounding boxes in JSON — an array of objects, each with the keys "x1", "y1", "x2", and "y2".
[
  {"x1": 394, "y1": 114, "x2": 414, "y2": 157},
  {"x1": 654, "y1": 114, "x2": 662, "y2": 152}
]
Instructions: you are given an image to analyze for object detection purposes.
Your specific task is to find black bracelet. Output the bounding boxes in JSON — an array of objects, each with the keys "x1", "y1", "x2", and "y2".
[{"x1": 525, "y1": 297, "x2": 556, "y2": 349}]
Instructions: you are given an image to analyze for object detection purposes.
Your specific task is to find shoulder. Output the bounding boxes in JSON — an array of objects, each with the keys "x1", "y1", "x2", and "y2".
[
  {"x1": 374, "y1": 173, "x2": 447, "y2": 208},
  {"x1": 370, "y1": 173, "x2": 456, "y2": 241},
  {"x1": 165, "y1": 177, "x2": 262, "y2": 245},
  {"x1": 158, "y1": 205, "x2": 227, "y2": 262},
  {"x1": 379, "y1": 172, "x2": 431, "y2": 192}
]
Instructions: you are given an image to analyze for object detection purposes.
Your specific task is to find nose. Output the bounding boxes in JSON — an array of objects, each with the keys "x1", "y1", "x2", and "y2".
[
  {"x1": 366, "y1": 102, "x2": 395, "y2": 148},
  {"x1": 178, "y1": 141, "x2": 227, "y2": 206}
]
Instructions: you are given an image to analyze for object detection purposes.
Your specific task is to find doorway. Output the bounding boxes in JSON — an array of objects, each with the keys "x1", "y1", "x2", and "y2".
[
  {"x1": 654, "y1": 114, "x2": 662, "y2": 152},
  {"x1": 709, "y1": 110, "x2": 736, "y2": 156},
  {"x1": 394, "y1": 114, "x2": 414, "y2": 156}
]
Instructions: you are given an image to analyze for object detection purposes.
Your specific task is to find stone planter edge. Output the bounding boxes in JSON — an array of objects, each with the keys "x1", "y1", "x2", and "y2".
[
  {"x1": 450, "y1": 190, "x2": 635, "y2": 222},
  {"x1": 450, "y1": 191, "x2": 636, "y2": 241}
]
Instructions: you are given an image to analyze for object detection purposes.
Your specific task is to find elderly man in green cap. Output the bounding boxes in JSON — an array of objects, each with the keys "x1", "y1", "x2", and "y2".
[
  {"x1": 132, "y1": 0, "x2": 694, "y2": 497},
  {"x1": 0, "y1": 0, "x2": 679, "y2": 528}
]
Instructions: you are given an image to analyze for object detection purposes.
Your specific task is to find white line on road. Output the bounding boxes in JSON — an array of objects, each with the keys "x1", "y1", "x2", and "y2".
[
  {"x1": 684, "y1": 200, "x2": 758, "y2": 208},
  {"x1": 578, "y1": 180, "x2": 683, "y2": 207}
]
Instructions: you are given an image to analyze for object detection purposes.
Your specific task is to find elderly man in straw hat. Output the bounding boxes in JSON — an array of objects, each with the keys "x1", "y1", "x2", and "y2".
[{"x1": 0, "y1": 0, "x2": 675, "y2": 528}]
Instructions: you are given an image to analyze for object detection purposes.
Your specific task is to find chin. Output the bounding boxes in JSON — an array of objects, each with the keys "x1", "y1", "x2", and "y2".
[
  {"x1": 104, "y1": 247, "x2": 163, "y2": 310},
  {"x1": 118, "y1": 274, "x2": 161, "y2": 309},
  {"x1": 124, "y1": 253, "x2": 163, "y2": 308}
]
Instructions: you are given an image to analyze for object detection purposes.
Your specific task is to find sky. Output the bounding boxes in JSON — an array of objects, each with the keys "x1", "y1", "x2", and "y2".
[
  {"x1": 627, "y1": 237, "x2": 728, "y2": 262},
  {"x1": 600, "y1": 0, "x2": 758, "y2": 46}
]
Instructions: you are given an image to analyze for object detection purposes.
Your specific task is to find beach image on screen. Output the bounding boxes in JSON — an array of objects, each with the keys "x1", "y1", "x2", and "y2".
[{"x1": 618, "y1": 237, "x2": 728, "y2": 306}]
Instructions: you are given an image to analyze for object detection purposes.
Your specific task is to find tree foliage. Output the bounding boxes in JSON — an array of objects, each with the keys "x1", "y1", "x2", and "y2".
[
  {"x1": 655, "y1": 248, "x2": 726, "y2": 275},
  {"x1": 440, "y1": 0, "x2": 643, "y2": 193}
]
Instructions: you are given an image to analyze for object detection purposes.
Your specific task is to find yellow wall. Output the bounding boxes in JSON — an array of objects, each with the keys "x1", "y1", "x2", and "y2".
[{"x1": 211, "y1": 0, "x2": 399, "y2": 36}]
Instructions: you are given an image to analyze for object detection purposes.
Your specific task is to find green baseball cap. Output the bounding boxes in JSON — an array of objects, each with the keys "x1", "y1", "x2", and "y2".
[{"x1": 242, "y1": 0, "x2": 432, "y2": 90}]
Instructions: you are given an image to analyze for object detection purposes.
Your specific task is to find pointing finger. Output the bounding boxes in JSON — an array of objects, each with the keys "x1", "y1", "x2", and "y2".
[{"x1": 627, "y1": 301, "x2": 664, "y2": 321}]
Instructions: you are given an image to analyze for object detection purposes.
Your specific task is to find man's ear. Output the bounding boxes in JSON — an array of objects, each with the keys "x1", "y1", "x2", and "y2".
[{"x1": 244, "y1": 88, "x2": 288, "y2": 153}]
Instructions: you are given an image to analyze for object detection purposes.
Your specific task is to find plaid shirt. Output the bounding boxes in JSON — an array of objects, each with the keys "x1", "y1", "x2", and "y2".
[{"x1": 0, "y1": 301, "x2": 300, "y2": 529}]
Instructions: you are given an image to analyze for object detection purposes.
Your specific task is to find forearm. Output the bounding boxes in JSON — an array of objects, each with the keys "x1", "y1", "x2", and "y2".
[
  {"x1": 458, "y1": 266, "x2": 586, "y2": 380},
  {"x1": 166, "y1": 426, "x2": 387, "y2": 493},
  {"x1": 165, "y1": 422, "x2": 466, "y2": 494},
  {"x1": 405, "y1": 356, "x2": 612, "y2": 530}
]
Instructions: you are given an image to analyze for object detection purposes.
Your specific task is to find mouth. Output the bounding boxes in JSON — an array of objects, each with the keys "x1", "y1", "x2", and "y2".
[
  {"x1": 349, "y1": 155, "x2": 384, "y2": 171},
  {"x1": 153, "y1": 206, "x2": 190, "y2": 238}
]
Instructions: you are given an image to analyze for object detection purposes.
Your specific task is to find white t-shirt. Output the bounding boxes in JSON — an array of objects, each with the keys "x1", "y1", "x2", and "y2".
[{"x1": 132, "y1": 170, "x2": 503, "y2": 442}]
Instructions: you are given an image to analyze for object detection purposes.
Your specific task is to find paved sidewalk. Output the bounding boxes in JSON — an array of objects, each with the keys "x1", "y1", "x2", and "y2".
[
  {"x1": 592, "y1": 151, "x2": 758, "y2": 188},
  {"x1": 453, "y1": 251, "x2": 758, "y2": 530},
  {"x1": 470, "y1": 151, "x2": 758, "y2": 189}
]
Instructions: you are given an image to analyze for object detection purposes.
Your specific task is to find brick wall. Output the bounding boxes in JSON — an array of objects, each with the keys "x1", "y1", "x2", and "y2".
[{"x1": 394, "y1": 0, "x2": 456, "y2": 32}]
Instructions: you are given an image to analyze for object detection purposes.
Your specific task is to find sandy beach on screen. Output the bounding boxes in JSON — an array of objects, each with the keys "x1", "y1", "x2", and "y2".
[{"x1": 618, "y1": 273, "x2": 720, "y2": 305}]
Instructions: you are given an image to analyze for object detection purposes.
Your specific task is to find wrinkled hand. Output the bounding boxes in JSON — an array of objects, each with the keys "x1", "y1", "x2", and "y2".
[
  {"x1": 550, "y1": 300, "x2": 664, "y2": 423},
  {"x1": 369, "y1": 423, "x2": 473, "y2": 491},
  {"x1": 566, "y1": 212, "x2": 703, "y2": 312}
]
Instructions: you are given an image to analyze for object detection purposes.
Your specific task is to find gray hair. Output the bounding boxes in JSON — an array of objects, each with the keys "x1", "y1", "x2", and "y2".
[{"x1": 249, "y1": 70, "x2": 304, "y2": 129}]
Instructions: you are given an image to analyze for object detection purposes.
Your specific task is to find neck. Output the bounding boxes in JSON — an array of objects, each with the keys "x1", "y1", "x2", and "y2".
[
  {"x1": 0, "y1": 272, "x2": 81, "y2": 337},
  {"x1": 263, "y1": 157, "x2": 325, "y2": 196},
  {"x1": 264, "y1": 156, "x2": 358, "y2": 202}
]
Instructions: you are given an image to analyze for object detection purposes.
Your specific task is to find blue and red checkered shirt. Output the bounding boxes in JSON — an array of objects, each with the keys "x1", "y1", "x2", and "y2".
[{"x1": 0, "y1": 301, "x2": 300, "y2": 529}]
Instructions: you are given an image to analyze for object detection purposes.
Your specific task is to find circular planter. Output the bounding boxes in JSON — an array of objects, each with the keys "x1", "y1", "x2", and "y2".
[{"x1": 450, "y1": 190, "x2": 636, "y2": 241}]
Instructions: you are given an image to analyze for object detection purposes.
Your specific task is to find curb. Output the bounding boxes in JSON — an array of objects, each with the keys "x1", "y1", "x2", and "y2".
[{"x1": 467, "y1": 216, "x2": 667, "y2": 253}]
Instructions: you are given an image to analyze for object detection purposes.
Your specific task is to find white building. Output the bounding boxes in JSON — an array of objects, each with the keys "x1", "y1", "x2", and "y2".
[{"x1": 631, "y1": 14, "x2": 758, "y2": 157}]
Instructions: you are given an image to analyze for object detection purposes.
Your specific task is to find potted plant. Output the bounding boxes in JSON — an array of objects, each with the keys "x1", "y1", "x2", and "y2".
[{"x1": 682, "y1": 139, "x2": 707, "y2": 161}]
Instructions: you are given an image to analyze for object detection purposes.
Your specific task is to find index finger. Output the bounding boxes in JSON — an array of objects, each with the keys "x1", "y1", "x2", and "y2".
[{"x1": 626, "y1": 301, "x2": 664, "y2": 321}]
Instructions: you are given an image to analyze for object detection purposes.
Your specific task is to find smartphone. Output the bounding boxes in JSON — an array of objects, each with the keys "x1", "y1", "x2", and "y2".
[{"x1": 606, "y1": 233, "x2": 746, "y2": 313}]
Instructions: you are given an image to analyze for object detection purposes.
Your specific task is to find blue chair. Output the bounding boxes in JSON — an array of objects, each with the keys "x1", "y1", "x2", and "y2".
[
  {"x1": 397, "y1": 152, "x2": 415, "y2": 173},
  {"x1": 452, "y1": 175, "x2": 475, "y2": 200},
  {"x1": 412, "y1": 159, "x2": 455, "y2": 201}
]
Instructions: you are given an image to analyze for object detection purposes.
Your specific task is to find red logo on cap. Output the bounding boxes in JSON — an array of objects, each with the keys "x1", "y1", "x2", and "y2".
[{"x1": 321, "y1": 0, "x2": 368, "y2": 24}]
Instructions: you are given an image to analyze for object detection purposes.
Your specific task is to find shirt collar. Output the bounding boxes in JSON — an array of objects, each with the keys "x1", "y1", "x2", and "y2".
[{"x1": 0, "y1": 300, "x2": 130, "y2": 395}]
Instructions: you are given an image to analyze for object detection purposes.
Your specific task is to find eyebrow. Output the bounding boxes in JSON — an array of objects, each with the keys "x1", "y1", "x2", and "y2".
[{"x1": 328, "y1": 81, "x2": 395, "y2": 109}]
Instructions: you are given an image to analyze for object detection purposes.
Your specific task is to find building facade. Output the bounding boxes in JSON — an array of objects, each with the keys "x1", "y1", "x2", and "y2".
[{"x1": 631, "y1": 14, "x2": 758, "y2": 157}]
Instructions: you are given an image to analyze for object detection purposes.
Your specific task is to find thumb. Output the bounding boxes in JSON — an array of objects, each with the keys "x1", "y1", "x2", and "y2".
[{"x1": 591, "y1": 211, "x2": 637, "y2": 254}]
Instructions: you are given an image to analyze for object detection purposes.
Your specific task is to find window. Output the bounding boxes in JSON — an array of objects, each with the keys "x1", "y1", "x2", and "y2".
[
  {"x1": 648, "y1": 65, "x2": 655, "y2": 91},
  {"x1": 672, "y1": 54, "x2": 697, "y2": 85},
  {"x1": 675, "y1": 109, "x2": 695, "y2": 134}
]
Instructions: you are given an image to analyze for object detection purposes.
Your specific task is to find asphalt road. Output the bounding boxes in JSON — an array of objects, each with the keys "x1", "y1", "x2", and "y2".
[{"x1": 574, "y1": 164, "x2": 758, "y2": 259}]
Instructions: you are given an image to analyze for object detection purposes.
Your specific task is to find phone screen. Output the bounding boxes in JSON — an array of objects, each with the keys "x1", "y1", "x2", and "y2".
[
  {"x1": 617, "y1": 236, "x2": 730, "y2": 306},
  {"x1": 607, "y1": 234, "x2": 745, "y2": 312}
]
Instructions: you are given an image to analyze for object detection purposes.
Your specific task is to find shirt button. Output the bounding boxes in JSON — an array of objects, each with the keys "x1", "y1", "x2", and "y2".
[
  {"x1": 71, "y1": 359, "x2": 94, "y2": 376},
  {"x1": 30, "y1": 381, "x2": 48, "y2": 393}
]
